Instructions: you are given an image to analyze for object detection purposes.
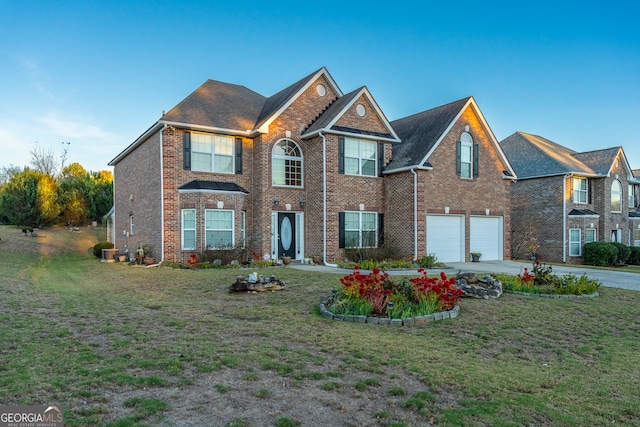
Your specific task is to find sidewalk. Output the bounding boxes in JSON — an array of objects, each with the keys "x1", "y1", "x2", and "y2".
[{"x1": 290, "y1": 260, "x2": 640, "y2": 291}]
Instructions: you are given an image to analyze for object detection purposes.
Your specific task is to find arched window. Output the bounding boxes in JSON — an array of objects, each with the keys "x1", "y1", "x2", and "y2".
[
  {"x1": 272, "y1": 139, "x2": 303, "y2": 187},
  {"x1": 458, "y1": 132, "x2": 473, "y2": 179},
  {"x1": 611, "y1": 179, "x2": 622, "y2": 212}
]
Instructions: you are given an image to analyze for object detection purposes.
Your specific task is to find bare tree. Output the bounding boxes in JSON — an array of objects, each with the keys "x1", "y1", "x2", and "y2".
[{"x1": 29, "y1": 141, "x2": 71, "y2": 177}]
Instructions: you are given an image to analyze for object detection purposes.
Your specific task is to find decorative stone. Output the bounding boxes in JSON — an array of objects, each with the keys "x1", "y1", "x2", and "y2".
[
  {"x1": 390, "y1": 319, "x2": 403, "y2": 326},
  {"x1": 367, "y1": 317, "x2": 380, "y2": 325},
  {"x1": 230, "y1": 274, "x2": 285, "y2": 292},
  {"x1": 377, "y1": 318, "x2": 391, "y2": 325},
  {"x1": 456, "y1": 273, "x2": 503, "y2": 299}
]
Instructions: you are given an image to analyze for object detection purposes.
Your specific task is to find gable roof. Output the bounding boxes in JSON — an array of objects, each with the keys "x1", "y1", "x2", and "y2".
[
  {"x1": 161, "y1": 79, "x2": 266, "y2": 135},
  {"x1": 302, "y1": 86, "x2": 400, "y2": 142},
  {"x1": 500, "y1": 132, "x2": 635, "y2": 181},
  {"x1": 254, "y1": 67, "x2": 342, "y2": 134},
  {"x1": 385, "y1": 97, "x2": 515, "y2": 177}
]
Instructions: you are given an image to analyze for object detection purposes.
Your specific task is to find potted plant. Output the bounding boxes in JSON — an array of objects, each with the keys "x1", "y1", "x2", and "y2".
[
  {"x1": 281, "y1": 256, "x2": 292, "y2": 266},
  {"x1": 312, "y1": 255, "x2": 322, "y2": 265},
  {"x1": 471, "y1": 252, "x2": 482, "y2": 262}
]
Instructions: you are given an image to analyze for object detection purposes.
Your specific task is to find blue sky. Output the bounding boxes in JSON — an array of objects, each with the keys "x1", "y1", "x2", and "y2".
[{"x1": 1, "y1": 1, "x2": 639, "y2": 173}]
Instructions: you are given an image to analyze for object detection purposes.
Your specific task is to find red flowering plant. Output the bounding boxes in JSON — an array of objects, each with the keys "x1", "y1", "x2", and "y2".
[
  {"x1": 328, "y1": 266, "x2": 460, "y2": 318},
  {"x1": 409, "y1": 269, "x2": 462, "y2": 311},
  {"x1": 187, "y1": 253, "x2": 200, "y2": 269}
]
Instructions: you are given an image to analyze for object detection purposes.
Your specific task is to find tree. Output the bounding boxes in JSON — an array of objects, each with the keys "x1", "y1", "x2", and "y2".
[
  {"x1": 29, "y1": 143, "x2": 59, "y2": 176},
  {"x1": 0, "y1": 168, "x2": 61, "y2": 227}
]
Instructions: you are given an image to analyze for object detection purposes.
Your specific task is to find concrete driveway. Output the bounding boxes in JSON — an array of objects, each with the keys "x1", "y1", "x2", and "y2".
[{"x1": 292, "y1": 260, "x2": 640, "y2": 291}]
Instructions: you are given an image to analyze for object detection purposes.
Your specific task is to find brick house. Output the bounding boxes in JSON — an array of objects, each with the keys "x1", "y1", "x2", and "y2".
[
  {"x1": 384, "y1": 97, "x2": 516, "y2": 262},
  {"x1": 108, "y1": 67, "x2": 514, "y2": 265},
  {"x1": 500, "y1": 131, "x2": 640, "y2": 263}
]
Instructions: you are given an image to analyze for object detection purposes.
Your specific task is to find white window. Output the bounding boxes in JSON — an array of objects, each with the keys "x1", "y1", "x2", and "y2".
[
  {"x1": 182, "y1": 209, "x2": 196, "y2": 250},
  {"x1": 634, "y1": 229, "x2": 640, "y2": 247},
  {"x1": 460, "y1": 132, "x2": 473, "y2": 179},
  {"x1": 585, "y1": 228, "x2": 596, "y2": 244},
  {"x1": 629, "y1": 184, "x2": 635, "y2": 208},
  {"x1": 345, "y1": 211, "x2": 377, "y2": 248},
  {"x1": 272, "y1": 139, "x2": 303, "y2": 187},
  {"x1": 205, "y1": 209, "x2": 234, "y2": 249},
  {"x1": 129, "y1": 215, "x2": 135, "y2": 236},
  {"x1": 569, "y1": 228, "x2": 581, "y2": 256},
  {"x1": 573, "y1": 177, "x2": 588, "y2": 204},
  {"x1": 345, "y1": 138, "x2": 377, "y2": 177},
  {"x1": 611, "y1": 180, "x2": 622, "y2": 212},
  {"x1": 191, "y1": 132, "x2": 234, "y2": 173}
]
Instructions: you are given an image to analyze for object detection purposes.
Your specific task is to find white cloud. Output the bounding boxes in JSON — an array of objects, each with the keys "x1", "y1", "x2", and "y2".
[{"x1": 38, "y1": 111, "x2": 111, "y2": 140}]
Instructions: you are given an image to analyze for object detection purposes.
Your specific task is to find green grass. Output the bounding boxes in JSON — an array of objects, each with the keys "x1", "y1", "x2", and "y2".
[{"x1": 1, "y1": 225, "x2": 640, "y2": 426}]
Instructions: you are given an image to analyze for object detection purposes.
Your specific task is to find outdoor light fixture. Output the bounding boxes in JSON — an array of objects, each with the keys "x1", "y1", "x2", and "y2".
[
  {"x1": 299, "y1": 198, "x2": 305, "y2": 206},
  {"x1": 274, "y1": 197, "x2": 279, "y2": 205},
  {"x1": 387, "y1": 301, "x2": 394, "y2": 318}
]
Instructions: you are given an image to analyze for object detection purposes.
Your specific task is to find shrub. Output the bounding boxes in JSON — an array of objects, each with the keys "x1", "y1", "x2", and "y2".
[
  {"x1": 583, "y1": 242, "x2": 617, "y2": 266},
  {"x1": 611, "y1": 242, "x2": 631, "y2": 265},
  {"x1": 92, "y1": 241, "x2": 114, "y2": 258},
  {"x1": 629, "y1": 246, "x2": 640, "y2": 265}
]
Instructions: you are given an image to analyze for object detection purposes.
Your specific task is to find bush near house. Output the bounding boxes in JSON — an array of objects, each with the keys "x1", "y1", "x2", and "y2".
[
  {"x1": 611, "y1": 242, "x2": 632, "y2": 265},
  {"x1": 629, "y1": 246, "x2": 640, "y2": 265},
  {"x1": 583, "y1": 242, "x2": 618, "y2": 266},
  {"x1": 92, "y1": 241, "x2": 114, "y2": 258}
]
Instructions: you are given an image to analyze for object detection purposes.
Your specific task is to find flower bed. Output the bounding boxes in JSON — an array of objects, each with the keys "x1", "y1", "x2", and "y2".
[
  {"x1": 499, "y1": 261, "x2": 601, "y2": 296},
  {"x1": 321, "y1": 266, "x2": 462, "y2": 325}
]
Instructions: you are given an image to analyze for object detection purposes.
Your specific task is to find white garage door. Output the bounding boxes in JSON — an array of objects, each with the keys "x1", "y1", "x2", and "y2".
[
  {"x1": 470, "y1": 216, "x2": 503, "y2": 261},
  {"x1": 426, "y1": 215, "x2": 464, "y2": 262}
]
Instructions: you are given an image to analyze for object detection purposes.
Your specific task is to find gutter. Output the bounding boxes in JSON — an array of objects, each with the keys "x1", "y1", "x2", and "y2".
[
  {"x1": 383, "y1": 165, "x2": 432, "y2": 175},
  {"x1": 320, "y1": 131, "x2": 337, "y2": 267},
  {"x1": 411, "y1": 168, "x2": 418, "y2": 261}
]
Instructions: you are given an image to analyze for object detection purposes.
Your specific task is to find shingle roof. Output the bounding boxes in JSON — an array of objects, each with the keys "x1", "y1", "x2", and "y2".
[
  {"x1": 568, "y1": 208, "x2": 599, "y2": 216},
  {"x1": 161, "y1": 80, "x2": 266, "y2": 132},
  {"x1": 573, "y1": 147, "x2": 622, "y2": 176},
  {"x1": 499, "y1": 132, "x2": 600, "y2": 179},
  {"x1": 385, "y1": 97, "x2": 471, "y2": 171},
  {"x1": 178, "y1": 180, "x2": 249, "y2": 194},
  {"x1": 302, "y1": 88, "x2": 359, "y2": 135}
]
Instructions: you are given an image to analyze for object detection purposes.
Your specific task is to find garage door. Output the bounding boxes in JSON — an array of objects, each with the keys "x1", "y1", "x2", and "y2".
[
  {"x1": 426, "y1": 215, "x2": 464, "y2": 262},
  {"x1": 470, "y1": 216, "x2": 503, "y2": 261}
]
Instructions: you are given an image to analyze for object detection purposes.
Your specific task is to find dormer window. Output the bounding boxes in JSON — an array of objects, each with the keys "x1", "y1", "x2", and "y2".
[{"x1": 573, "y1": 177, "x2": 588, "y2": 204}]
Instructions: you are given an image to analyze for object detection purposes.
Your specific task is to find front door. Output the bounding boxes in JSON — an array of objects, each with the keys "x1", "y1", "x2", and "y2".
[{"x1": 278, "y1": 212, "x2": 296, "y2": 258}]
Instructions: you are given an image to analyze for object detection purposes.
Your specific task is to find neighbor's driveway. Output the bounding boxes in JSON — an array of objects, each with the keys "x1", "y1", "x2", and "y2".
[{"x1": 293, "y1": 260, "x2": 640, "y2": 291}]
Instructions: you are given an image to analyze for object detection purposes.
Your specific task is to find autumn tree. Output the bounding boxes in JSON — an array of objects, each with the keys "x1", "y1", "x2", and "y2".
[{"x1": 0, "y1": 168, "x2": 61, "y2": 227}]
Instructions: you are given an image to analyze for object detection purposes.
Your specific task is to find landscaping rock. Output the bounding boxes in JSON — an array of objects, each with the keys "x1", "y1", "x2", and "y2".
[
  {"x1": 230, "y1": 275, "x2": 285, "y2": 292},
  {"x1": 455, "y1": 273, "x2": 503, "y2": 299}
]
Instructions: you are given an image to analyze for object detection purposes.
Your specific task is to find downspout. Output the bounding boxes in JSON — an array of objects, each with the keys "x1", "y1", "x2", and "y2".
[
  {"x1": 411, "y1": 168, "x2": 418, "y2": 261},
  {"x1": 320, "y1": 131, "x2": 337, "y2": 267},
  {"x1": 159, "y1": 123, "x2": 167, "y2": 264},
  {"x1": 562, "y1": 173, "x2": 572, "y2": 263}
]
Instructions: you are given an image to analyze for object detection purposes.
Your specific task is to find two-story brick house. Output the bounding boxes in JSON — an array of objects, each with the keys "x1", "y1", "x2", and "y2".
[
  {"x1": 108, "y1": 67, "x2": 515, "y2": 265},
  {"x1": 500, "y1": 131, "x2": 640, "y2": 263}
]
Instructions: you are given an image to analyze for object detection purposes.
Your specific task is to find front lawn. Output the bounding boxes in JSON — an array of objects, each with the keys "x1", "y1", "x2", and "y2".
[{"x1": 1, "y1": 225, "x2": 639, "y2": 426}]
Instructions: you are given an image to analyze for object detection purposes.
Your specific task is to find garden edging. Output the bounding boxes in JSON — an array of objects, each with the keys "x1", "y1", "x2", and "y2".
[
  {"x1": 319, "y1": 298, "x2": 460, "y2": 326},
  {"x1": 504, "y1": 290, "x2": 599, "y2": 298}
]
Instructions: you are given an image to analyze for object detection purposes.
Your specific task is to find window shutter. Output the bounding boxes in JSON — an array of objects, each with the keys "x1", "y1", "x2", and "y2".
[
  {"x1": 183, "y1": 132, "x2": 191, "y2": 170},
  {"x1": 338, "y1": 137, "x2": 345, "y2": 174},
  {"x1": 378, "y1": 143, "x2": 385, "y2": 177},
  {"x1": 235, "y1": 137, "x2": 243, "y2": 174},
  {"x1": 378, "y1": 213, "x2": 384, "y2": 246},
  {"x1": 588, "y1": 179, "x2": 592, "y2": 204},
  {"x1": 473, "y1": 144, "x2": 479, "y2": 177},
  {"x1": 338, "y1": 212, "x2": 345, "y2": 248},
  {"x1": 456, "y1": 141, "x2": 461, "y2": 176}
]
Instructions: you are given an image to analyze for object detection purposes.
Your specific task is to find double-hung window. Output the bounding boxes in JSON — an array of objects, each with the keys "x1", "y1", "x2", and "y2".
[
  {"x1": 191, "y1": 132, "x2": 234, "y2": 173},
  {"x1": 344, "y1": 211, "x2": 377, "y2": 248},
  {"x1": 182, "y1": 209, "x2": 196, "y2": 250},
  {"x1": 344, "y1": 138, "x2": 377, "y2": 177},
  {"x1": 573, "y1": 177, "x2": 588, "y2": 204},
  {"x1": 585, "y1": 228, "x2": 597, "y2": 244},
  {"x1": 272, "y1": 139, "x2": 303, "y2": 187},
  {"x1": 569, "y1": 228, "x2": 582, "y2": 256},
  {"x1": 629, "y1": 184, "x2": 635, "y2": 208},
  {"x1": 459, "y1": 132, "x2": 473, "y2": 179},
  {"x1": 205, "y1": 209, "x2": 234, "y2": 249}
]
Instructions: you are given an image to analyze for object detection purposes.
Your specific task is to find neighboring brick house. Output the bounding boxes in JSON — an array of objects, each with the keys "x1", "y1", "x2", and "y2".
[
  {"x1": 499, "y1": 131, "x2": 640, "y2": 263},
  {"x1": 108, "y1": 67, "x2": 515, "y2": 265},
  {"x1": 384, "y1": 97, "x2": 516, "y2": 262},
  {"x1": 109, "y1": 67, "x2": 400, "y2": 264}
]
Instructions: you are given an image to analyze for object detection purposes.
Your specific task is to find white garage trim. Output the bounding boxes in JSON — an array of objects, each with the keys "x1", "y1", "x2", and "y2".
[
  {"x1": 426, "y1": 214, "x2": 464, "y2": 263},
  {"x1": 470, "y1": 216, "x2": 503, "y2": 261}
]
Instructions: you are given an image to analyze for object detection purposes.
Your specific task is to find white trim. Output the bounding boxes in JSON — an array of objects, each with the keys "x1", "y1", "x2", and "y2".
[
  {"x1": 160, "y1": 120, "x2": 253, "y2": 136},
  {"x1": 181, "y1": 208, "x2": 197, "y2": 251},
  {"x1": 178, "y1": 189, "x2": 247, "y2": 195},
  {"x1": 204, "y1": 209, "x2": 235, "y2": 250},
  {"x1": 109, "y1": 121, "x2": 164, "y2": 165},
  {"x1": 159, "y1": 123, "x2": 167, "y2": 262},
  {"x1": 383, "y1": 165, "x2": 433, "y2": 175}
]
